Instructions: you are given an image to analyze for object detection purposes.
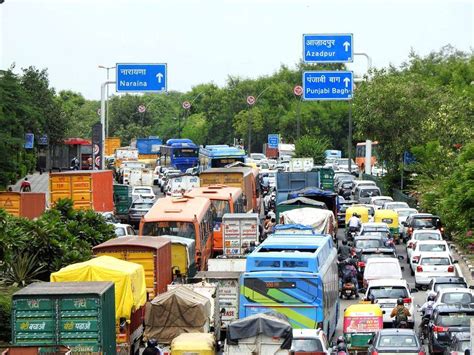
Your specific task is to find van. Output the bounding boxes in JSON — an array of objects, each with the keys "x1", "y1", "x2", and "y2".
[
  {"x1": 355, "y1": 185, "x2": 381, "y2": 204},
  {"x1": 363, "y1": 257, "x2": 403, "y2": 288}
]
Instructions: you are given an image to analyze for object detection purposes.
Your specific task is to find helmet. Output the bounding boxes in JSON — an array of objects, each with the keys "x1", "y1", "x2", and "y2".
[
  {"x1": 337, "y1": 343, "x2": 347, "y2": 352},
  {"x1": 336, "y1": 336, "x2": 345, "y2": 345},
  {"x1": 353, "y1": 213, "x2": 357, "y2": 217},
  {"x1": 147, "y1": 338, "x2": 158, "y2": 348},
  {"x1": 342, "y1": 240, "x2": 348, "y2": 246},
  {"x1": 427, "y1": 295, "x2": 435, "y2": 302},
  {"x1": 397, "y1": 298, "x2": 404, "y2": 306}
]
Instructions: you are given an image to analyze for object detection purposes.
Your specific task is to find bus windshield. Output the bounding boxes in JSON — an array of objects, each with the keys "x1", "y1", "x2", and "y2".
[
  {"x1": 173, "y1": 148, "x2": 198, "y2": 158},
  {"x1": 141, "y1": 221, "x2": 196, "y2": 240},
  {"x1": 211, "y1": 200, "x2": 231, "y2": 221}
]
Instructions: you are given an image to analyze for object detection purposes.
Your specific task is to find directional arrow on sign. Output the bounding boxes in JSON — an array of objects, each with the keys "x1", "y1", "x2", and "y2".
[
  {"x1": 343, "y1": 41, "x2": 351, "y2": 52},
  {"x1": 343, "y1": 77, "x2": 351, "y2": 88},
  {"x1": 156, "y1": 73, "x2": 163, "y2": 83}
]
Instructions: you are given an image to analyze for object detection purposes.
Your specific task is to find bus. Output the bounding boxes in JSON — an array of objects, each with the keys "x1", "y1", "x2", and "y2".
[
  {"x1": 199, "y1": 145, "x2": 247, "y2": 171},
  {"x1": 355, "y1": 141, "x2": 379, "y2": 172},
  {"x1": 139, "y1": 196, "x2": 213, "y2": 272},
  {"x1": 199, "y1": 167, "x2": 260, "y2": 213},
  {"x1": 239, "y1": 235, "x2": 339, "y2": 336},
  {"x1": 159, "y1": 138, "x2": 199, "y2": 172},
  {"x1": 185, "y1": 185, "x2": 246, "y2": 254}
]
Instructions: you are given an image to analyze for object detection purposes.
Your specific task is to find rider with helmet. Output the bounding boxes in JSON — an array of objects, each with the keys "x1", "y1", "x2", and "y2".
[
  {"x1": 338, "y1": 239, "x2": 352, "y2": 261},
  {"x1": 143, "y1": 339, "x2": 162, "y2": 355},
  {"x1": 419, "y1": 294, "x2": 435, "y2": 335},
  {"x1": 347, "y1": 213, "x2": 361, "y2": 237},
  {"x1": 390, "y1": 298, "x2": 411, "y2": 328},
  {"x1": 340, "y1": 258, "x2": 359, "y2": 297}
]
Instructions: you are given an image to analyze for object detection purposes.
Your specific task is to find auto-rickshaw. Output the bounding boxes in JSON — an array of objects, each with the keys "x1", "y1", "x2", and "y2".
[
  {"x1": 374, "y1": 209, "x2": 400, "y2": 242},
  {"x1": 343, "y1": 303, "x2": 383, "y2": 354},
  {"x1": 170, "y1": 333, "x2": 215, "y2": 355},
  {"x1": 345, "y1": 206, "x2": 370, "y2": 226}
]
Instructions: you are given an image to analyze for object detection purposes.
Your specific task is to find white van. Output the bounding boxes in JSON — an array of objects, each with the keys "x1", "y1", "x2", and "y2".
[{"x1": 363, "y1": 257, "x2": 403, "y2": 288}]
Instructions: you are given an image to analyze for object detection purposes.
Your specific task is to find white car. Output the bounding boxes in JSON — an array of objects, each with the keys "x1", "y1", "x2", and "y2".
[
  {"x1": 407, "y1": 229, "x2": 443, "y2": 262},
  {"x1": 432, "y1": 287, "x2": 474, "y2": 309},
  {"x1": 394, "y1": 208, "x2": 418, "y2": 239},
  {"x1": 363, "y1": 257, "x2": 403, "y2": 288},
  {"x1": 365, "y1": 279, "x2": 416, "y2": 327},
  {"x1": 291, "y1": 329, "x2": 330, "y2": 355},
  {"x1": 409, "y1": 240, "x2": 450, "y2": 274},
  {"x1": 382, "y1": 201, "x2": 410, "y2": 210},
  {"x1": 369, "y1": 196, "x2": 393, "y2": 210},
  {"x1": 131, "y1": 185, "x2": 155, "y2": 201},
  {"x1": 113, "y1": 223, "x2": 136, "y2": 237},
  {"x1": 414, "y1": 253, "x2": 457, "y2": 289},
  {"x1": 267, "y1": 159, "x2": 277, "y2": 169},
  {"x1": 250, "y1": 153, "x2": 267, "y2": 161}
]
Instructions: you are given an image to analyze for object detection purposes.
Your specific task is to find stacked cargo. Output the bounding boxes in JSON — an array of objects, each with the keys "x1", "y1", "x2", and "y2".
[{"x1": 11, "y1": 282, "x2": 116, "y2": 354}]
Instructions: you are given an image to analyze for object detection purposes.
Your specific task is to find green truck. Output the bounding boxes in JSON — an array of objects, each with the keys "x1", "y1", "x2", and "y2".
[
  {"x1": 11, "y1": 282, "x2": 116, "y2": 354},
  {"x1": 113, "y1": 183, "x2": 133, "y2": 222}
]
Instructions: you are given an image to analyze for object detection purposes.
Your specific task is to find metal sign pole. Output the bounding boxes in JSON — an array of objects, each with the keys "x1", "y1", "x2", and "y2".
[{"x1": 100, "y1": 81, "x2": 115, "y2": 169}]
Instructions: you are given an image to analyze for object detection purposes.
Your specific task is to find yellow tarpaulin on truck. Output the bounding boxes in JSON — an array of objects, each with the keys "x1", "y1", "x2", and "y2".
[{"x1": 50, "y1": 255, "x2": 147, "y2": 320}]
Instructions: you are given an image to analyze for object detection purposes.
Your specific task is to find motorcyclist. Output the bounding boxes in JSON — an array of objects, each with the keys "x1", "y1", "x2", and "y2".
[
  {"x1": 340, "y1": 258, "x2": 359, "y2": 297},
  {"x1": 338, "y1": 239, "x2": 352, "y2": 260},
  {"x1": 347, "y1": 213, "x2": 361, "y2": 236},
  {"x1": 390, "y1": 298, "x2": 411, "y2": 328},
  {"x1": 336, "y1": 342, "x2": 349, "y2": 355},
  {"x1": 419, "y1": 294, "x2": 435, "y2": 336},
  {"x1": 143, "y1": 339, "x2": 162, "y2": 355}
]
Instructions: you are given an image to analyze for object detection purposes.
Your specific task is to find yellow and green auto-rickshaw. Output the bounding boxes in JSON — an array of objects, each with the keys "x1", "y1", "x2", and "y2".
[
  {"x1": 171, "y1": 333, "x2": 215, "y2": 355},
  {"x1": 344, "y1": 303, "x2": 383, "y2": 353},
  {"x1": 374, "y1": 209, "x2": 400, "y2": 242},
  {"x1": 345, "y1": 206, "x2": 370, "y2": 226}
]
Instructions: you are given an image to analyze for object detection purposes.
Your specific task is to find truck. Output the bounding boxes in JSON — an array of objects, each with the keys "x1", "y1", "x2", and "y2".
[
  {"x1": 0, "y1": 192, "x2": 46, "y2": 219},
  {"x1": 289, "y1": 157, "x2": 314, "y2": 172},
  {"x1": 222, "y1": 213, "x2": 259, "y2": 256},
  {"x1": 224, "y1": 313, "x2": 293, "y2": 355},
  {"x1": 113, "y1": 184, "x2": 132, "y2": 221},
  {"x1": 144, "y1": 286, "x2": 214, "y2": 354},
  {"x1": 50, "y1": 256, "x2": 147, "y2": 355},
  {"x1": 133, "y1": 137, "x2": 162, "y2": 155},
  {"x1": 262, "y1": 143, "x2": 279, "y2": 159},
  {"x1": 49, "y1": 170, "x2": 114, "y2": 212},
  {"x1": 11, "y1": 281, "x2": 116, "y2": 354},
  {"x1": 114, "y1": 147, "x2": 139, "y2": 168},
  {"x1": 278, "y1": 143, "x2": 295, "y2": 159},
  {"x1": 129, "y1": 168, "x2": 154, "y2": 187},
  {"x1": 275, "y1": 171, "x2": 320, "y2": 204},
  {"x1": 104, "y1": 137, "x2": 121, "y2": 156},
  {"x1": 92, "y1": 236, "x2": 173, "y2": 300},
  {"x1": 166, "y1": 175, "x2": 200, "y2": 196}
]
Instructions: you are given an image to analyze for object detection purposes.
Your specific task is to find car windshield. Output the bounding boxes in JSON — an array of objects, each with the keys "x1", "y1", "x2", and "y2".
[
  {"x1": 132, "y1": 202, "x2": 154, "y2": 209},
  {"x1": 414, "y1": 232, "x2": 441, "y2": 241},
  {"x1": 414, "y1": 217, "x2": 438, "y2": 228},
  {"x1": 291, "y1": 338, "x2": 323, "y2": 352},
  {"x1": 437, "y1": 313, "x2": 474, "y2": 327},
  {"x1": 368, "y1": 286, "x2": 409, "y2": 299},
  {"x1": 418, "y1": 244, "x2": 446, "y2": 252},
  {"x1": 374, "y1": 199, "x2": 391, "y2": 206},
  {"x1": 211, "y1": 200, "x2": 231, "y2": 222},
  {"x1": 360, "y1": 189, "x2": 380, "y2": 198},
  {"x1": 115, "y1": 227, "x2": 126, "y2": 237},
  {"x1": 386, "y1": 203, "x2": 409, "y2": 209},
  {"x1": 420, "y1": 257, "x2": 450, "y2": 265},
  {"x1": 435, "y1": 283, "x2": 468, "y2": 292},
  {"x1": 378, "y1": 334, "x2": 418, "y2": 348},
  {"x1": 355, "y1": 239, "x2": 384, "y2": 249},
  {"x1": 441, "y1": 292, "x2": 473, "y2": 304},
  {"x1": 141, "y1": 221, "x2": 196, "y2": 240},
  {"x1": 362, "y1": 231, "x2": 388, "y2": 238}
]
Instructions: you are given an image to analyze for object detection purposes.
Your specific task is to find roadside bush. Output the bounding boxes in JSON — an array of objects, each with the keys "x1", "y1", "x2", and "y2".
[{"x1": 0, "y1": 286, "x2": 19, "y2": 343}]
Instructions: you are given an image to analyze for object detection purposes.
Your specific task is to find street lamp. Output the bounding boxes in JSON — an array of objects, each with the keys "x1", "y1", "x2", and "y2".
[{"x1": 98, "y1": 65, "x2": 115, "y2": 137}]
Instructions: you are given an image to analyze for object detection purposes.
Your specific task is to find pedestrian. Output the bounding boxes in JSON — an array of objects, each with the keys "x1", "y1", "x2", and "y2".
[{"x1": 20, "y1": 177, "x2": 31, "y2": 192}]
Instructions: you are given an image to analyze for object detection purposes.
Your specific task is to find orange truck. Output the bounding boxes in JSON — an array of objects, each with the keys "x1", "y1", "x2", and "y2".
[
  {"x1": 185, "y1": 185, "x2": 245, "y2": 255},
  {"x1": 199, "y1": 167, "x2": 260, "y2": 213},
  {"x1": 0, "y1": 192, "x2": 45, "y2": 219},
  {"x1": 140, "y1": 196, "x2": 214, "y2": 272}
]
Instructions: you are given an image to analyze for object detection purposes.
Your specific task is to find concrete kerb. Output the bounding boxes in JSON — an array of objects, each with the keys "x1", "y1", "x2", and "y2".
[{"x1": 448, "y1": 241, "x2": 474, "y2": 283}]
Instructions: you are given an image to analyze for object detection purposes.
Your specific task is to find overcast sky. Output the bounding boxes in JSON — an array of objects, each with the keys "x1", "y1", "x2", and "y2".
[{"x1": 1, "y1": 0, "x2": 472, "y2": 99}]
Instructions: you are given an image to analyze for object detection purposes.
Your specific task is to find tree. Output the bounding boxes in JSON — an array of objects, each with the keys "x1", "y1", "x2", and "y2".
[{"x1": 294, "y1": 135, "x2": 329, "y2": 165}]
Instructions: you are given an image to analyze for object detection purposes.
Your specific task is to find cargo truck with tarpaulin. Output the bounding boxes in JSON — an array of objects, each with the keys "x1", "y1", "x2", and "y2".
[
  {"x1": 50, "y1": 255, "x2": 147, "y2": 355},
  {"x1": 239, "y1": 235, "x2": 339, "y2": 337},
  {"x1": 275, "y1": 196, "x2": 327, "y2": 221},
  {"x1": 11, "y1": 281, "x2": 116, "y2": 354},
  {"x1": 49, "y1": 170, "x2": 114, "y2": 212},
  {"x1": 276, "y1": 171, "x2": 320, "y2": 205},
  {"x1": 92, "y1": 236, "x2": 172, "y2": 300},
  {"x1": 288, "y1": 187, "x2": 339, "y2": 222}
]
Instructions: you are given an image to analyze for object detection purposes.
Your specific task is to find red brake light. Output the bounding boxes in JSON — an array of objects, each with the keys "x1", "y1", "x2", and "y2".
[
  {"x1": 358, "y1": 261, "x2": 365, "y2": 267},
  {"x1": 372, "y1": 351, "x2": 379, "y2": 355},
  {"x1": 418, "y1": 351, "x2": 426, "y2": 355},
  {"x1": 403, "y1": 297, "x2": 412, "y2": 304},
  {"x1": 448, "y1": 265, "x2": 454, "y2": 272},
  {"x1": 416, "y1": 265, "x2": 423, "y2": 272},
  {"x1": 433, "y1": 325, "x2": 449, "y2": 332}
]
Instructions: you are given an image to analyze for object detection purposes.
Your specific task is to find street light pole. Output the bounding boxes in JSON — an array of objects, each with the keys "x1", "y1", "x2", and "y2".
[
  {"x1": 98, "y1": 65, "x2": 115, "y2": 137},
  {"x1": 100, "y1": 80, "x2": 115, "y2": 169}
]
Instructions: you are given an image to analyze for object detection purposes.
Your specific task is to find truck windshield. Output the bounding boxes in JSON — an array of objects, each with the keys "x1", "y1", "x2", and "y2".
[
  {"x1": 211, "y1": 200, "x2": 230, "y2": 222},
  {"x1": 173, "y1": 148, "x2": 198, "y2": 158},
  {"x1": 291, "y1": 338, "x2": 323, "y2": 352},
  {"x1": 142, "y1": 221, "x2": 196, "y2": 240}
]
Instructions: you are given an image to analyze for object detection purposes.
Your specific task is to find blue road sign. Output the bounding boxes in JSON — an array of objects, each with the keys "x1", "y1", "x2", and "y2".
[
  {"x1": 116, "y1": 63, "x2": 167, "y2": 92},
  {"x1": 303, "y1": 34, "x2": 353, "y2": 63},
  {"x1": 303, "y1": 71, "x2": 353, "y2": 101},
  {"x1": 268, "y1": 134, "x2": 279, "y2": 149},
  {"x1": 24, "y1": 133, "x2": 34, "y2": 149}
]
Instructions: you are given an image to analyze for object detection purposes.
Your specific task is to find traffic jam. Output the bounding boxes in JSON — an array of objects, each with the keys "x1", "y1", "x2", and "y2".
[{"x1": 4, "y1": 138, "x2": 472, "y2": 355}]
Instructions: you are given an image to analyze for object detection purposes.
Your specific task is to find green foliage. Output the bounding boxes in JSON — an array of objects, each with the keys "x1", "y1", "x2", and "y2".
[
  {"x1": 0, "y1": 286, "x2": 19, "y2": 342},
  {"x1": 294, "y1": 135, "x2": 329, "y2": 165},
  {"x1": 0, "y1": 253, "x2": 45, "y2": 287}
]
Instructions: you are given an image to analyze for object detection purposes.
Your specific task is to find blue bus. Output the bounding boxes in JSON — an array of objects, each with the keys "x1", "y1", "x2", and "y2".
[
  {"x1": 159, "y1": 138, "x2": 199, "y2": 172},
  {"x1": 199, "y1": 145, "x2": 246, "y2": 171},
  {"x1": 239, "y1": 235, "x2": 339, "y2": 336}
]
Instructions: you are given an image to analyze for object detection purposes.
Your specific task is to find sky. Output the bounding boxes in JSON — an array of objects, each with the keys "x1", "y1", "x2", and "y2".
[{"x1": 1, "y1": 0, "x2": 473, "y2": 100}]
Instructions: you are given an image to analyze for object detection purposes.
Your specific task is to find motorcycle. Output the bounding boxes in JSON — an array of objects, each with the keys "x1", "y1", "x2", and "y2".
[{"x1": 340, "y1": 281, "x2": 357, "y2": 299}]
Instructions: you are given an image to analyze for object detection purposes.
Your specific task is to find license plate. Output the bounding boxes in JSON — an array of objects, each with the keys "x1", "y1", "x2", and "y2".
[
  {"x1": 345, "y1": 290, "x2": 351, "y2": 295},
  {"x1": 381, "y1": 304, "x2": 395, "y2": 308}
]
